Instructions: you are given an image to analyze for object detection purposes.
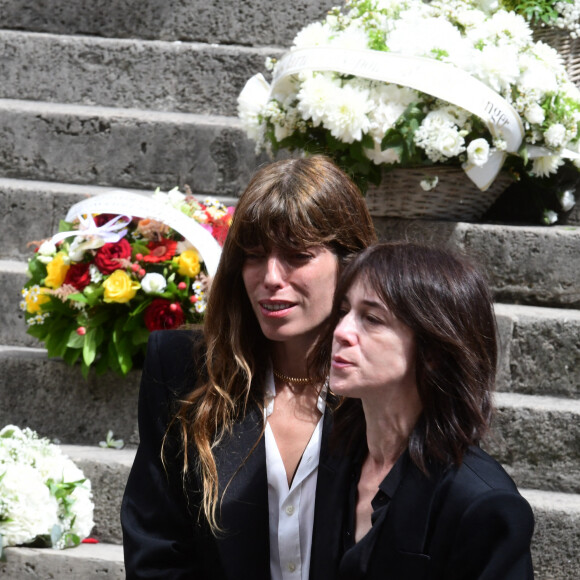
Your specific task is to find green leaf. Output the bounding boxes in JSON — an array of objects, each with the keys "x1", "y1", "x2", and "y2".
[
  {"x1": 66, "y1": 330, "x2": 85, "y2": 349},
  {"x1": 82, "y1": 327, "x2": 98, "y2": 366}
]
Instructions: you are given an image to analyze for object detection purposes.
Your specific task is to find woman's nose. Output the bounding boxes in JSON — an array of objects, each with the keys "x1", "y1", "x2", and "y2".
[
  {"x1": 263, "y1": 255, "x2": 285, "y2": 288},
  {"x1": 334, "y1": 313, "x2": 356, "y2": 344}
]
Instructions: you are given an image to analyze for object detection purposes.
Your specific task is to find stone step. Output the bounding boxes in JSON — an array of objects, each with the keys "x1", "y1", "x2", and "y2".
[
  {"x1": 520, "y1": 488, "x2": 580, "y2": 580},
  {"x1": 0, "y1": 30, "x2": 280, "y2": 116},
  {"x1": 0, "y1": 0, "x2": 334, "y2": 46},
  {"x1": 374, "y1": 217, "x2": 580, "y2": 309},
  {"x1": 485, "y1": 392, "x2": 580, "y2": 494},
  {"x1": 60, "y1": 445, "x2": 135, "y2": 545},
  {"x1": 0, "y1": 345, "x2": 141, "y2": 446},
  {"x1": 0, "y1": 98, "x2": 267, "y2": 194},
  {"x1": 0, "y1": 542, "x2": 124, "y2": 579}
]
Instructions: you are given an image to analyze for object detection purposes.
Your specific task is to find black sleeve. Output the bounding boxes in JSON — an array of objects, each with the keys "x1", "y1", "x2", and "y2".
[
  {"x1": 443, "y1": 489, "x2": 535, "y2": 580},
  {"x1": 121, "y1": 330, "x2": 205, "y2": 579}
]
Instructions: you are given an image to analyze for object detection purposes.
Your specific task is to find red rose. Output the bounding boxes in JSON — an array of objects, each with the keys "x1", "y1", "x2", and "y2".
[
  {"x1": 142, "y1": 239, "x2": 177, "y2": 263},
  {"x1": 63, "y1": 262, "x2": 92, "y2": 291},
  {"x1": 144, "y1": 298, "x2": 185, "y2": 331},
  {"x1": 94, "y1": 238, "x2": 132, "y2": 274}
]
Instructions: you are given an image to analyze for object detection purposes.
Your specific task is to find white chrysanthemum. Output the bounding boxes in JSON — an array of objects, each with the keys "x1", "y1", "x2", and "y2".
[
  {"x1": 368, "y1": 84, "x2": 418, "y2": 137},
  {"x1": 140, "y1": 273, "x2": 167, "y2": 294},
  {"x1": 321, "y1": 83, "x2": 373, "y2": 143},
  {"x1": 293, "y1": 21, "x2": 334, "y2": 49},
  {"x1": 297, "y1": 73, "x2": 341, "y2": 127},
  {"x1": 237, "y1": 73, "x2": 270, "y2": 143},
  {"x1": 531, "y1": 41, "x2": 566, "y2": 71},
  {"x1": 466, "y1": 138, "x2": 491, "y2": 167},
  {"x1": 469, "y1": 44, "x2": 519, "y2": 94},
  {"x1": 524, "y1": 103, "x2": 545, "y2": 125},
  {"x1": 544, "y1": 123, "x2": 568, "y2": 148},
  {"x1": 482, "y1": 10, "x2": 532, "y2": 47},
  {"x1": 0, "y1": 463, "x2": 58, "y2": 546},
  {"x1": 532, "y1": 155, "x2": 565, "y2": 177},
  {"x1": 518, "y1": 54, "x2": 559, "y2": 95},
  {"x1": 388, "y1": 16, "x2": 466, "y2": 61},
  {"x1": 330, "y1": 24, "x2": 369, "y2": 50}
]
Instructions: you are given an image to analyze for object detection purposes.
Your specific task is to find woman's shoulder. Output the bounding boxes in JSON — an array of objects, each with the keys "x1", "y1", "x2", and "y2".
[{"x1": 141, "y1": 328, "x2": 205, "y2": 400}]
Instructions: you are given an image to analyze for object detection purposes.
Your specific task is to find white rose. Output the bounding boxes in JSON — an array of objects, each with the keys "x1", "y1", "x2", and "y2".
[
  {"x1": 560, "y1": 190, "x2": 576, "y2": 211},
  {"x1": 141, "y1": 273, "x2": 167, "y2": 294},
  {"x1": 36, "y1": 240, "x2": 57, "y2": 265},
  {"x1": 466, "y1": 138, "x2": 490, "y2": 167},
  {"x1": 434, "y1": 127, "x2": 465, "y2": 158}
]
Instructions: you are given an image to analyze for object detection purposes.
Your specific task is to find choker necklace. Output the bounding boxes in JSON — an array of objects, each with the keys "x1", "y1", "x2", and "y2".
[{"x1": 273, "y1": 369, "x2": 312, "y2": 384}]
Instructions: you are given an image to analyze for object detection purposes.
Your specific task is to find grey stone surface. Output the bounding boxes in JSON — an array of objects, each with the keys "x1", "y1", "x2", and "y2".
[
  {"x1": 495, "y1": 304, "x2": 580, "y2": 398},
  {"x1": 0, "y1": 260, "x2": 32, "y2": 347},
  {"x1": 0, "y1": 0, "x2": 334, "y2": 47},
  {"x1": 0, "y1": 346, "x2": 140, "y2": 445},
  {"x1": 485, "y1": 393, "x2": 580, "y2": 494},
  {"x1": 0, "y1": 543, "x2": 124, "y2": 579},
  {"x1": 374, "y1": 218, "x2": 580, "y2": 308},
  {"x1": 522, "y1": 489, "x2": 580, "y2": 580},
  {"x1": 0, "y1": 178, "x2": 159, "y2": 260},
  {"x1": 0, "y1": 30, "x2": 281, "y2": 116},
  {"x1": 61, "y1": 445, "x2": 135, "y2": 545},
  {"x1": 0, "y1": 99, "x2": 269, "y2": 194}
]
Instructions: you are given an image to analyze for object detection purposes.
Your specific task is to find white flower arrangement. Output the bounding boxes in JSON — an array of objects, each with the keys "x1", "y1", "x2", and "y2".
[
  {"x1": 238, "y1": 0, "x2": 580, "y2": 200},
  {"x1": 0, "y1": 425, "x2": 94, "y2": 558}
]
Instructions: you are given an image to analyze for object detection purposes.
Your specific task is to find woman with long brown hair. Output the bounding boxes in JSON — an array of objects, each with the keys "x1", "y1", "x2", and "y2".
[
  {"x1": 319, "y1": 242, "x2": 534, "y2": 579},
  {"x1": 121, "y1": 155, "x2": 377, "y2": 579}
]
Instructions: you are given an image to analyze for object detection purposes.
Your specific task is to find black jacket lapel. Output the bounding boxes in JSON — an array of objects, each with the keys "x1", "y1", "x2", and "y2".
[{"x1": 213, "y1": 404, "x2": 270, "y2": 580}]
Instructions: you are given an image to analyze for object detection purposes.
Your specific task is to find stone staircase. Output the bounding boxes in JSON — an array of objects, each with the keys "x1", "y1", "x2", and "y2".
[{"x1": 0, "y1": 1, "x2": 579, "y2": 578}]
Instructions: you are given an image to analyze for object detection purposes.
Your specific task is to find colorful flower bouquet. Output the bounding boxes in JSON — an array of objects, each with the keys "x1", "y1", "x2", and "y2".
[
  {"x1": 500, "y1": 0, "x2": 580, "y2": 35},
  {"x1": 0, "y1": 424, "x2": 94, "y2": 559},
  {"x1": 21, "y1": 188, "x2": 234, "y2": 377},
  {"x1": 238, "y1": 0, "x2": 580, "y2": 221}
]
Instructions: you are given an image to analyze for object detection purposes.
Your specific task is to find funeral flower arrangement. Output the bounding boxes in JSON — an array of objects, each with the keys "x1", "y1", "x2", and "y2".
[
  {"x1": 238, "y1": 0, "x2": 580, "y2": 205},
  {"x1": 0, "y1": 425, "x2": 94, "y2": 559},
  {"x1": 21, "y1": 188, "x2": 234, "y2": 377}
]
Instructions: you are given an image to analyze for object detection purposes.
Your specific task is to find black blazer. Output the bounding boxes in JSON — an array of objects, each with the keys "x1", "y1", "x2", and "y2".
[
  {"x1": 316, "y1": 445, "x2": 535, "y2": 580},
  {"x1": 121, "y1": 329, "x2": 344, "y2": 580}
]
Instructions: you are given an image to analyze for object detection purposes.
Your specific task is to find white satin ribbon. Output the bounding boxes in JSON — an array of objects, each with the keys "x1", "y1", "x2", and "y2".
[
  {"x1": 270, "y1": 47, "x2": 526, "y2": 190},
  {"x1": 62, "y1": 191, "x2": 223, "y2": 276},
  {"x1": 50, "y1": 214, "x2": 130, "y2": 245}
]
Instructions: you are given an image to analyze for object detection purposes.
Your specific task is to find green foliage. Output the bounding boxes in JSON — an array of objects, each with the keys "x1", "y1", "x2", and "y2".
[{"x1": 499, "y1": 0, "x2": 573, "y2": 25}]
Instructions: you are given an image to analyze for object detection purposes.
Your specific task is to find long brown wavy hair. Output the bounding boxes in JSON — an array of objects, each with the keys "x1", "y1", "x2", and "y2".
[
  {"x1": 170, "y1": 156, "x2": 377, "y2": 532},
  {"x1": 312, "y1": 242, "x2": 497, "y2": 474}
]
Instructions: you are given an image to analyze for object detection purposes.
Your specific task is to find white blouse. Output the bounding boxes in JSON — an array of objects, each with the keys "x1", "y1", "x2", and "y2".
[{"x1": 264, "y1": 371, "x2": 327, "y2": 580}]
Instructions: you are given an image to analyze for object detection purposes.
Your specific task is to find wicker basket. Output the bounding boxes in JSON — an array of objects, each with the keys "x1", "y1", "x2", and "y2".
[
  {"x1": 365, "y1": 166, "x2": 512, "y2": 221},
  {"x1": 533, "y1": 27, "x2": 580, "y2": 87}
]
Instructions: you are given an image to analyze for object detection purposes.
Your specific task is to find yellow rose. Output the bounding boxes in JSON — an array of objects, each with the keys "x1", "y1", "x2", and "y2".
[
  {"x1": 44, "y1": 252, "x2": 70, "y2": 289},
  {"x1": 176, "y1": 249, "x2": 201, "y2": 278},
  {"x1": 102, "y1": 270, "x2": 140, "y2": 303},
  {"x1": 23, "y1": 287, "x2": 50, "y2": 314}
]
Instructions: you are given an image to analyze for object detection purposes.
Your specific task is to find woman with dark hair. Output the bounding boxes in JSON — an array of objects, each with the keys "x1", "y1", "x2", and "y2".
[
  {"x1": 319, "y1": 242, "x2": 534, "y2": 579},
  {"x1": 121, "y1": 155, "x2": 377, "y2": 579}
]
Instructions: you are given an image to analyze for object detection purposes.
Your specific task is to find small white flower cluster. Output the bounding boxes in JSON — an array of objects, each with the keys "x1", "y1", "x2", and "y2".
[
  {"x1": 190, "y1": 279, "x2": 207, "y2": 315},
  {"x1": 238, "y1": 0, "x2": 580, "y2": 180},
  {"x1": 553, "y1": 1, "x2": 580, "y2": 37},
  {"x1": 0, "y1": 425, "x2": 94, "y2": 550},
  {"x1": 20, "y1": 286, "x2": 50, "y2": 325}
]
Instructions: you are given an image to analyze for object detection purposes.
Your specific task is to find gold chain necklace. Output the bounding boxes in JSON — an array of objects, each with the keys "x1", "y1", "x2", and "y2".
[{"x1": 273, "y1": 369, "x2": 312, "y2": 384}]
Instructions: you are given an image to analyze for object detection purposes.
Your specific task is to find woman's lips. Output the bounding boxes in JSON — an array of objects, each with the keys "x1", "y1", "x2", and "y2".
[
  {"x1": 259, "y1": 300, "x2": 295, "y2": 317},
  {"x1": 331, "y1": 355, "x2": 353, "y2": 369}
]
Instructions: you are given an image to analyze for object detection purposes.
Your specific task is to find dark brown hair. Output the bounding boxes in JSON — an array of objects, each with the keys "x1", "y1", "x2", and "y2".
[
  {"x1": 317, "y1": 241, "x2": 497, "y2": 474},
  {"x1": 171, "y1": 155, "x2": 377, "y2": 530}
]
